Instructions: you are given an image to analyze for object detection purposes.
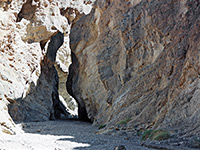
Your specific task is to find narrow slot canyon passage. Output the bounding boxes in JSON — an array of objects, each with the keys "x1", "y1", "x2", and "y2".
[
  {"x1": 7, "y1": 31, "x2": 88, "y2": 122},
  {"x1": 1, "y1": 0, "x2": 200, "y2": 150},
  {"x1": 2, "y1": 15, "x2": 149, "y2": 150},
  {"x1": 4, "y1": 32, "x2": 145, "y2": 150},
  {"x1": 66, "y1": 51, "x2": 91, "y2": 122},
  {"x1": 7, "y1": 31, "x2": 78, "y2": 122}
]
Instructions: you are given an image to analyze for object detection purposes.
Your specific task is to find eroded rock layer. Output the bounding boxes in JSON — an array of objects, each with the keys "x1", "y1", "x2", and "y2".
[
  {"x1": 0, "y1": 0, "x2": 95, "y2": 134},
  {"x1": 68, "y1": 0, "x2": 200, "y2": 135},
  {"x1": 9, "y1": 32, "x2": 64, "y2": 121}
]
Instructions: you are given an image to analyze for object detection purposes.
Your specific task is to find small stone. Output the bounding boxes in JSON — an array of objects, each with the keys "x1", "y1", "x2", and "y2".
[
  {"x1": 124, "y1": 137, "x2": 130, "y2": 140},
  {"x1": 114, "y1": 145, "x2": 126, "y2": 150},
  {"x1": 115, "y1": 127, "x2": 120, "y2": 131},
  {"x1": 171, "y1": 143, "x2": 180, "y2": 146}
]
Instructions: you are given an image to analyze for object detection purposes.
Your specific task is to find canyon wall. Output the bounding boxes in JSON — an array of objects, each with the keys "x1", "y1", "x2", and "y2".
[
  {"x1": 9, "y1": 32, "x2": 65, "y2": 121},
  {"x1": 0, "y1": 0, "x2": 94, "y2": 134},
  {"x1": 68, "y1": 0, "x2": 200, "y2": 136},
  {"x1": 1, "y1": 0, "x2": 200, "y2": 137}
]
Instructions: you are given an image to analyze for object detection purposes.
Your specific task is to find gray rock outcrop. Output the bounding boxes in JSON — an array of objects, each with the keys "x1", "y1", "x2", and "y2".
[
  {"x1": 67, "y1": 0, "x2": 200, "y2": 136},
  {"x1": 1, "y1": 0, "x2": 200, "y2": 138}
]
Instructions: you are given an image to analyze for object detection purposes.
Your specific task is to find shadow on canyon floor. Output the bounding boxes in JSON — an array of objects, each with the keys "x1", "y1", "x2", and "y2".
[
  {"x1": 10, "y1": 119, "x2": 197, "y2": 150},
  {"x1": 20, "y1": 119, "x2": 147, "y2": 150}
]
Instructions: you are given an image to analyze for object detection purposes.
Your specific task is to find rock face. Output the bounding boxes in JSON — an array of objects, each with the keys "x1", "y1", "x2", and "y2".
[
  {"x1": 56, "y1": 65, "x2": 78, "y2": 117},
  {"x1": 9, "y1": 32, "x2": 65, "y2": 121},
  {"x1": 0, "y1": 0, "x2": 95, "y2": 134},
  {"x1": 68, "y1": 0, "x2": 200, "y2": 135},
  {"x1": 3, "y1": 0, "x2": 72, "y2": 123}
]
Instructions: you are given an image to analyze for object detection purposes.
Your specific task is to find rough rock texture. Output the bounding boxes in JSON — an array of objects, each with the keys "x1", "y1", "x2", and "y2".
[
  {"x1": 3, "y1": 0, "x2": 72, "y2": 123},
  {"x1": 56, "y1": 65, "x2": 78, "y2": 116},
  {"x1": 9, "y1": 32, "x2": 66, "y2": 121},
  {"x1": 0, "y1": 0, "x2": 95, "y2": 134},
  {"x1": 68, "y1": 0, "x2": 200, "y2": 136},
  {"x1": 0, "y1": 0, "x2": 43, "y2": 134},
  {"x1": 67, "y1": 51, "x2": 89, "y2": 121}
]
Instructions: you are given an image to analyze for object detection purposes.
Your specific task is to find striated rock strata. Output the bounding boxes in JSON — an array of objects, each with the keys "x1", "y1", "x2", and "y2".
[{"x1": 68, "y1": 0, "x2": 200, "y2": 136}]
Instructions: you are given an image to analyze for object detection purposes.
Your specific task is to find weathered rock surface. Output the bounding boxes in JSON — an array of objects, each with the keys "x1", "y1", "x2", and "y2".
[
  {"x1": 9, "y1": 32, "x2": 65, "y2": 121},
  {"x1": 0, "y1": 0, "x2": 43, "y2": 134},
  {"x1": 0, "y1": 0, "x2": 95, "y2": 134},
  {"x1": 55, "y1": 65, "x2": 78, "y2": 117},
  {"x1": 68, "y1": 0, "x2": 200, "y2": 136}
]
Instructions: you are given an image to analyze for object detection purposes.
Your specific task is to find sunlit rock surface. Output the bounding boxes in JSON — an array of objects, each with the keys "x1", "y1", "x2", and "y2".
[
  {"x1": 1, "y1": 0, "x2": 200, "y2": 138},
  {"x1": 0, "y1": 0, "x2": 95, "y2": 134}
]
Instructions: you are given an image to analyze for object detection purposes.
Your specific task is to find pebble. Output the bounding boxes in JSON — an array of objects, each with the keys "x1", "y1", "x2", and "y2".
[{"x1": 114, "y1": 145, "x2": 126, "y2": 150}]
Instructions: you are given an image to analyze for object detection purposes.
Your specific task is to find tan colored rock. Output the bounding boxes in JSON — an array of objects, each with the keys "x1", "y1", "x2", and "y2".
[
  {"x1": 60, "y1": 7, "x2": 81, "y2": 24},
  {"x1": 68, "y1": 0, "x2": 200, "y2": 136}
]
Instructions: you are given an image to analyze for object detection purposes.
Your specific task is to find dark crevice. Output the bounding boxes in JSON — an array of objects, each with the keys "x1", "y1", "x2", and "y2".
[
  {"x1": 9, "y1": 29, "x2": 90, "y2": 122},
  {"x1": 66, "y1": 51, "x2": 90, "y2": 122},
  {"x1": 39, "y1": 32, "x2": 67, "y2": 120}
]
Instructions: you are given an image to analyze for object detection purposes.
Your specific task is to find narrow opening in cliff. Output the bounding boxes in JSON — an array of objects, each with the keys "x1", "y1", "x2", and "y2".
[
  {"x1": 54, "y1": 64, "x2": 78, "y2": 119},
  {"x1": 8, "y1": 32, "x2": 79, "y2": 122},
  {"x1": 66, "y1": 51, "x2": 91, "y2": 122},
  {"x1": 7, "y1": 0, "x2": 95, "y2": 123},
  {"x1": 54, "y1": 33, "x2": 79, "y2": 120},
  {"x1": 48, "y1": 32, "x2": 80, "y2": 120}
]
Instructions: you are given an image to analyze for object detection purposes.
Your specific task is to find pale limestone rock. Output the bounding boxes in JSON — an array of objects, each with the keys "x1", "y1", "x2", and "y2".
[
  {"x1": 0, "y1": 6, "x2": 42, "y2": 134},
  {"x1": 0, "y1": 0, "x2": 95, "y2": 134}
]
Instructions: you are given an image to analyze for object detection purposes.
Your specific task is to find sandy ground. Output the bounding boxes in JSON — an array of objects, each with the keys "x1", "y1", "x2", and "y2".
[{"x1": 0, "y1": 119, "x2": 154, "y2": 150}]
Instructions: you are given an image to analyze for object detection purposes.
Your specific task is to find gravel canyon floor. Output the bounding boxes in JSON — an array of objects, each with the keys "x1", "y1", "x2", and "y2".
[
  {"x1": 0, "y1": 119, "x2": 155, "y2": 150},
  {"x1": 0, "y1": 119, "x2": 198, "y2": 150}
]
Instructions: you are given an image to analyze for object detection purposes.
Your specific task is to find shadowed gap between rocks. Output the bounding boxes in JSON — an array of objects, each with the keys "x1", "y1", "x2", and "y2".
[
  {"x1": 8, "y1": 32, "x2": 79, "y2": 122},
  {"x1": 66, "y1": 51, "x2": 91, "y2": 122},
  {"x1": 8, "y1": 31, "x2": 90, "y2": 123},
  {"x1": 6, "y1": 0, "x2": 91, "y2": 124}
]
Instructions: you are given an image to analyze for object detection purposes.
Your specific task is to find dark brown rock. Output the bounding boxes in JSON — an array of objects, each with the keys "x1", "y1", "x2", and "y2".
[
  {"x1": 16, "y1": 0, "x2": 37, "y2": 22},
  {"x1": 60, "y1": 7, "x2": 82, "y2": 25}
]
